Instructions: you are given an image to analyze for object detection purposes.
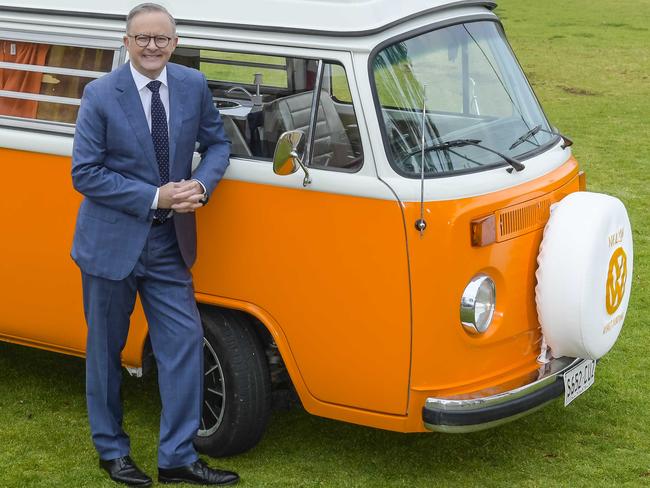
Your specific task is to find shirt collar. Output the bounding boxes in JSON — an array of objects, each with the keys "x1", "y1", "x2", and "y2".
[{"x1": 129, "y1": 63, "x2": 168, "y2": 92}]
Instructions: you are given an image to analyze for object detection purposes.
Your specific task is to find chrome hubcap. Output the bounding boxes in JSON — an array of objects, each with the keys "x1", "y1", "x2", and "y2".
[{"x1": 197, "y1": 337, "x2": 226, "y2": 437}]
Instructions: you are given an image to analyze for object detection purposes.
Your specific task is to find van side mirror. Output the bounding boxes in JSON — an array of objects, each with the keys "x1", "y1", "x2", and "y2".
[{"x1": 273, "y1": 130, "x2": 312, "y2": 186}]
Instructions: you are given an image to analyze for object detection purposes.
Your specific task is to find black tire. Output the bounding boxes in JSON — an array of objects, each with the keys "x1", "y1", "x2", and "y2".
[{"x1": 193, "y1": 307, "x2": 271, "y2": 457}]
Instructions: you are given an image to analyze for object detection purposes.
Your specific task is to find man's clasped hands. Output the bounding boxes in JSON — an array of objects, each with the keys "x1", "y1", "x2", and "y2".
[{"x1": 159, "y1": 179, "x2": 206, "y2": 213}]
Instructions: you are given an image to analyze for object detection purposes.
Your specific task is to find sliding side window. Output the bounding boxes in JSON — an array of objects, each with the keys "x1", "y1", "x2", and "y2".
[{"x1": 0, "y1": 40, "x2": 115, "y2": 129}]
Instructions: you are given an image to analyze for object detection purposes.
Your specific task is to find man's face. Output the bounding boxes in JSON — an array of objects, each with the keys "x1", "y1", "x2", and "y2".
[{"x1": 124, "y1": 11, "x2": 178, "y2": 79}]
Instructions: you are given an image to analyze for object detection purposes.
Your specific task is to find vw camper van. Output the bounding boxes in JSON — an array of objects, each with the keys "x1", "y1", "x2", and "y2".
[{"x1": 0, "y1": 0, "x2": 633, "y2": 456}]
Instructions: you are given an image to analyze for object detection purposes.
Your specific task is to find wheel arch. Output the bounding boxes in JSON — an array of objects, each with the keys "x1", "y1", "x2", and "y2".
[{"x1": 194, "y1": 293, "x2": 308, "y2": 403}]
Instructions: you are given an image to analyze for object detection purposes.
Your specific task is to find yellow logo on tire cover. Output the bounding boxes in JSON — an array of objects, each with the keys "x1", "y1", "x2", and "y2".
[{"x1": 606, "y1": 247, "x2": 627, "y2": 315}]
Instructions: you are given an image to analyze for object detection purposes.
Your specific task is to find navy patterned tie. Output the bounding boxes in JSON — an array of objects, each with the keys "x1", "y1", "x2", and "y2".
[{"x1": 147, "y1": 80, "x2": 170, "y2": 222}]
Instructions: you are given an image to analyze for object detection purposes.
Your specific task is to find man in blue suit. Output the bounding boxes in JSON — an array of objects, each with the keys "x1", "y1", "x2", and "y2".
[{"x1": 71, "y1": 3, "x2": 238, "y2": 486}]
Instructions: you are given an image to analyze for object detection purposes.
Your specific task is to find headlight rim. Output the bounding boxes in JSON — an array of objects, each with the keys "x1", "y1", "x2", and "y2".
[{"x1": 460, "y1": 273, "x2": 496, "y2": 335}]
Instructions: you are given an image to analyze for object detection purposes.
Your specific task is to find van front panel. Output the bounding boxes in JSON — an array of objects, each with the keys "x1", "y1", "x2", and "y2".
[{"x1": 405, "y1": 158, "x2": 580, "y2": 402}]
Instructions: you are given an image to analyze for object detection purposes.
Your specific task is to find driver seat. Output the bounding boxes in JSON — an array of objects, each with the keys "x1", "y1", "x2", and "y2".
[{"x1": 262, "y1": 91, "x2": 356, "y2": 168}]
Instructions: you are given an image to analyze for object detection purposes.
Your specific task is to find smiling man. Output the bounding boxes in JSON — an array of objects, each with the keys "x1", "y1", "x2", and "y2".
[{"x1": 71, "y1": 3, "x2": 236, "y2": 486}]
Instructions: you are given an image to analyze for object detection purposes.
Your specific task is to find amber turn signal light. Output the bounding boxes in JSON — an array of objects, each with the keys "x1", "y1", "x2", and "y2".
[{"x1": 470, "y1": 214, "x2": 496, "y2": 247}]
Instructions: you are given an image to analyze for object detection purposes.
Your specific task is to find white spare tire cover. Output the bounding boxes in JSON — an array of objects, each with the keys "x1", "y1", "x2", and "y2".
[{"x1": 536, "y1": 191, "x2": 633, "y2": 359}]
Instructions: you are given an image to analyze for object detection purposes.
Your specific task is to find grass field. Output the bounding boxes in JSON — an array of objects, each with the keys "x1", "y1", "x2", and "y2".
[{"x1": 1, "y1": 0, "x2": 649, "y2": 486}]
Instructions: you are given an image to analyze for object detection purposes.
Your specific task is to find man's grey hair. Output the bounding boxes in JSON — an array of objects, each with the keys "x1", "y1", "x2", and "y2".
[{"x1": 126, "y1": 3, "x2": 176, "y2": 34}]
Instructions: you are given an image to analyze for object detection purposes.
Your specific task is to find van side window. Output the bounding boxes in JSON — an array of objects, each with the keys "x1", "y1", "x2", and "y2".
[
  {"x1": 0, "y1": 40, "x2": 114, "y2": 126},
  {"x1": 201, "y1": 51, "x2": 288, "y2": 88},
  {"x1": 171, "y1": 49, "x2": 363, "y2": 172},
  {"x1": 331, "y1": 64, "x2": 352, "y2": 104}
]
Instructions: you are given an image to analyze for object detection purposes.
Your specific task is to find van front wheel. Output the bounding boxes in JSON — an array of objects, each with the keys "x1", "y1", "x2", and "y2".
[{"x1": 193, "y1": 308, "x2": 271, "y2": 457}]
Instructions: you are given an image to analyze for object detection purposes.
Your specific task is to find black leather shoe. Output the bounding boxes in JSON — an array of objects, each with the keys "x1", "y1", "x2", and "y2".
[
  {"x1": 99, "y1": 456, "x2": 152, "y2": 487},
  {"x1": 158, "y1": 458, "x2": 239, "y2": 485}
]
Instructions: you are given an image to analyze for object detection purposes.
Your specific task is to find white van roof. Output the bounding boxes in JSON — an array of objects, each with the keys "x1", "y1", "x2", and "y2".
[{"x1": 0, "y1": 0, "x2": 496, "y2": 35}]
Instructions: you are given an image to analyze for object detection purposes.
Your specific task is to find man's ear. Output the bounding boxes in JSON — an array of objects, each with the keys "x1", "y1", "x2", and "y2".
[{"x1": 123, "y1": 35, "x2": 130, "y2": 49}]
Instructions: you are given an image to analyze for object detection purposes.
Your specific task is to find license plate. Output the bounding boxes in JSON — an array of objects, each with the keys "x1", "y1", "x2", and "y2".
[{"x1": 563, "y1": 359, "x2": 596, "y2": 406}]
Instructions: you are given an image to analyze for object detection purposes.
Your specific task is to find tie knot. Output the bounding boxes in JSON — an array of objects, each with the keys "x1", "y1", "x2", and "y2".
[{"x1": 147, "y1": 80, "x2": 162, "y2": 93}]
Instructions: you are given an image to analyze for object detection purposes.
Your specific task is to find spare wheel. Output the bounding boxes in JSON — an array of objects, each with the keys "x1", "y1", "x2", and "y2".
[{"x1": 535, "y1": 191, "x2": 633, "y2": 359}]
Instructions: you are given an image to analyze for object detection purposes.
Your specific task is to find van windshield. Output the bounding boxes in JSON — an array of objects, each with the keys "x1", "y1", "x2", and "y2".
[{"x1": 372, "y1": 21, "x2": 556, "y2": 177}]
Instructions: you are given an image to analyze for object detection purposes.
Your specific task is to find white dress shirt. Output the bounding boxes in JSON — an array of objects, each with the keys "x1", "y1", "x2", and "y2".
[
  {"x1": 130, "y1": 63, "x2": 170, "y2": 135},
  {"x1": 129, "y1": 63, "x2": 205, "y2": 211}
]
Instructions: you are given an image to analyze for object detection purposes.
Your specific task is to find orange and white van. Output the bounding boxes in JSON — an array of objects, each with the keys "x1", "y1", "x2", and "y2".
[{"x1": 0, "y1": 0, "x2": 633, "y2": 456}]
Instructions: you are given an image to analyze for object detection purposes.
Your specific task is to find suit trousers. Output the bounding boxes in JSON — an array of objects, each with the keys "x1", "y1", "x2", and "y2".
[{"x1": 81, "y1": 218, "x2": 203, "y2": 469}]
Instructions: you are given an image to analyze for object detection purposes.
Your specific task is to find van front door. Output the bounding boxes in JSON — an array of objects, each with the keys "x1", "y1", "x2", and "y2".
[{"x1": 183, "y1": 45, "x2": 411, "y2": 415}]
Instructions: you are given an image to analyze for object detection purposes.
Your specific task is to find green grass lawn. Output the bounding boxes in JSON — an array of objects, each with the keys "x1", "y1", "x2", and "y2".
[{"x1": 1, "y1": 0, "x2": 649, "y2": 486}]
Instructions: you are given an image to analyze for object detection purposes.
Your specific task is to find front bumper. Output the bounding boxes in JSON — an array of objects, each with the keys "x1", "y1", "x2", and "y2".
[{"x1": 423, "y1": 356, "x2": 585, "y2": 433}]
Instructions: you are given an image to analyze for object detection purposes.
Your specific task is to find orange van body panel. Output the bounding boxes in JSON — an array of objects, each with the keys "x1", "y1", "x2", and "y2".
[
  {"x1": 0, "y1": 148, "x2": 147, "y2": 366},
  {"x1": 0, "y1": 148, "x2": 412, "y2": 416},
  {"x1": 192, "y1": 179, "x2": 412, "y2": 415},
  {"x1": 0, "y1": 145, "x2": 580, "y2": 432}
]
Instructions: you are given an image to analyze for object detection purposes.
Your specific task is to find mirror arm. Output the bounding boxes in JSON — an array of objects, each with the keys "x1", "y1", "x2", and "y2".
[{"x1": 291, "y1": 150, "x2": 312, "y2": 186}]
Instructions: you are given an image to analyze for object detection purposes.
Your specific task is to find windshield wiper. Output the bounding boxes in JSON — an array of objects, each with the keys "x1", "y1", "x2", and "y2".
[
  {"x1": 403, "y1": 138, "x2": 525, "y2": 172},
  {"x1": 510, "y1": 125, "x2": 574, "y2": 151},
  {"x1": 510, "y1": 125, "x2": 542, "y2": 150}
]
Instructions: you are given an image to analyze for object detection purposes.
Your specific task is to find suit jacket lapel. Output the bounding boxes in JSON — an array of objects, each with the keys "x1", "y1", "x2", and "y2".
[
  {"x1": 115, "y1": 64, "x2": 158, "y2": 171},
  {"x1": 167, "y1": 65, "x2": 186, "y2": 174}
]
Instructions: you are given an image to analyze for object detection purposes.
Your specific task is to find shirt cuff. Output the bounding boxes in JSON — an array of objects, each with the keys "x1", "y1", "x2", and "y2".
[
  {"x1": 192, "y1": 178, "x2": 207, "y2": 195},
  {"x1": 151, "y1": 188, "x2": 160, "y2": 209}
]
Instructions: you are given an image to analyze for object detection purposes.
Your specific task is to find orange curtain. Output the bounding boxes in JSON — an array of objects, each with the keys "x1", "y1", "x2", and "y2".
[{"x1": 0, "y1": 41, "x2": 50, "y2": 118}]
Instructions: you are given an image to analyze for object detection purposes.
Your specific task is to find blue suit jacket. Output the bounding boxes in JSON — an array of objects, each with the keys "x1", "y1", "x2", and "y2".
[{"x1": 71, "y1": 62, "x2": 230, "y2": 280}]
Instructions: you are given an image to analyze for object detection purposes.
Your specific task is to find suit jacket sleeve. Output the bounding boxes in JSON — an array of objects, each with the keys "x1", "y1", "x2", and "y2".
[
  {"x1": 71, "y1": 83, "x2": 157, "y2": 220},
  {"x1": 191, "y1": 73, "x2": 231, "y2": 195}
]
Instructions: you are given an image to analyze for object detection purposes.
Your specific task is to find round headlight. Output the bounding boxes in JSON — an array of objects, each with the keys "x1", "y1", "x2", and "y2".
[{"x1": 460, "y1": 274, "x2": 496, "y2": 334}]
